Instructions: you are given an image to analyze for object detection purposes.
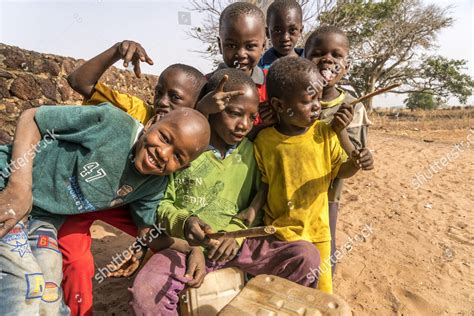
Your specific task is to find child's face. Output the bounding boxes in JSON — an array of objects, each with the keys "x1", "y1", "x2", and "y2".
[
  {"x1": 273, "y1": 71, "x2": 323, "y2": 129},
  {"x1": 305, "y1": 33, "x2": 349, "y2": 88},
  {"x1": 267, "y1": 8, "x2": 303, "y2": 57},
  {"x1": 153, "y1": 68, "x2": 199, "y2": 116},
  {"x1": 134, "y1": 111, "x2": 208, "y2": 176},
  {"x1": 209, "y1": 85, "x2": 259, "y2": 146},
  {"x1": 218, "y1": 15, "x2": 266, "y2": 76}
]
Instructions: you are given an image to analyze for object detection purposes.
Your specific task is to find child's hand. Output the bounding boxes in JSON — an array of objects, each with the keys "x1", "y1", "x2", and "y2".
[
  {"x1": 184, "y1": 216, "x2": 220, "y2": 248},
  {"x1": 234, "y1": 207, "x2": 257, "y2": 227},
  {"x1": 116, "y1": 40, "x2": 154, "y2": 78},
  {"x1": 351, "y1": 148, "x2": 374, "y2": 170},
  {"x1": 207, "y1": 237, "x2": 240, "y2": 263},
  {"x1": 107, "y1": 245, "x2": 147, "y2": 278},
  {"x1": 331, "y1": 103, "x2": 354, "y2": 133},
  {"x1": 0, "y1": 187, "x2": 32, "y2": 238},
  {"x1": 196, "y1": 75, "x2": 245, "y2": 117},
  {"x1": 185, "y1": 247, "x2": 206, "y2": 288}
]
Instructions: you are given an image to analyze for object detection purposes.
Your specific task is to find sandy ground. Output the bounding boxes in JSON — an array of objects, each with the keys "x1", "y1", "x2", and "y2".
[{"x1": 90, "y1": 128, "x2": 473, "y2": 315}]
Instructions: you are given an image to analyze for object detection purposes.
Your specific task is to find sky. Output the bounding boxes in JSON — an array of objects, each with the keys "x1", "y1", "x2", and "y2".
[{"x1": 0, "y1": 0, "x2": 472, "y2": 108}]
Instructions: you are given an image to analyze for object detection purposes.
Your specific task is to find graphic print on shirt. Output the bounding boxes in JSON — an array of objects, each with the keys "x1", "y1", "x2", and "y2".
[
  {"x1": 67, "y1": 176, "x2": 96, "y2": 213},
  {"x1": 80, "y1": 162, "x2": 107, "y2": 183}
]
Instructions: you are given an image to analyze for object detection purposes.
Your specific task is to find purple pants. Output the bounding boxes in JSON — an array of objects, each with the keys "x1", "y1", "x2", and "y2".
[{"x1": 129, "y1": 236, "x2": 320, "y2": 316}]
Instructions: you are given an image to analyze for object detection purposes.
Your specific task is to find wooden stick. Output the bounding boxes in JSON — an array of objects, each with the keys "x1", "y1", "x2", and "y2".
[
  {"x1": 349, "y1": 83, "x2": 401, "y2": 106},
  {"x1": 206, "y1": 226, "x2": 276, "y2": 239}
]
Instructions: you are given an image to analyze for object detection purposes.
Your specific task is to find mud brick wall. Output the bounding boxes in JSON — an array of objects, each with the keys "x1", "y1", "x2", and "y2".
[{"x1": 0, "y1": 43, "x2": 159, "y2": 144}]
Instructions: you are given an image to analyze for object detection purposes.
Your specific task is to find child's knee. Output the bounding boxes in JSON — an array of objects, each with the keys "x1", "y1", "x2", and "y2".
[{"x1": 289, "y1": 240, "x2": 321, "y2": 269}]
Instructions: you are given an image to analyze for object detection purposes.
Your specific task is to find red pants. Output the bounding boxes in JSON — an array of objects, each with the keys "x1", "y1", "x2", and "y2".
[{"x1": 58, "y1": 208, "x2": 138, "y2": 316}]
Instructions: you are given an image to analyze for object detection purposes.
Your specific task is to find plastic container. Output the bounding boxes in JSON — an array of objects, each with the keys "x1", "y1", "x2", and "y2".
[
  {"x1": 218, "y1": 274, "x2": 352, "y2": 316},
  {"x1": 179, "y1": 267, "x2": 245, "y2": 316}
]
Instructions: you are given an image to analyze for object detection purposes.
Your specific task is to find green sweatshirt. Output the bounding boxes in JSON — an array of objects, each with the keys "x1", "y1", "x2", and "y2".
[
  {"x1": 0, "y1": 103, "x2": 167, "y2": 228},
  {"x1": 157, "y1": 138, "x2": 260, "y2": 243}
]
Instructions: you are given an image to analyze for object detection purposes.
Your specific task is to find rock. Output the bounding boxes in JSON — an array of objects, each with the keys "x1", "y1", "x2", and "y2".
[
  {"x1": 39, "y1": 59, "x2": 61, "y2": 76},
  {"x1": 36, "y1": 77, "x2": 58, "y2": 102},
  {"x1": 0, "y1": 69, "x2": 14, "y2": 79},
  {"x1": 5, "y1": 102, "x2": 17, "y2": 114},
  {"x1": 0, "y1": 78, "x2": 10, "y2": 98},
  {"x1": 61, "y1": 58, "x2": 77, "y2": 75},
  {"x1": 0, "y1": 130, "x2": 12, "y2": 145},
  {"x1": 9, "y1": 74, "x2": 41, "y2": 100},
  {"x1": 2, "y1": 48, "x2": 27, "y2": 69}
]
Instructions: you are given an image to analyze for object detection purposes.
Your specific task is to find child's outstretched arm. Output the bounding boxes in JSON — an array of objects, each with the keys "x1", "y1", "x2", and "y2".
[
  {"x1": 235, "y1": 182, "x2": 268, "y2": 227},
  {"x1": 0, "y1": 109, "x2": 40, "y2": 237},
  {"x1": 67, "y1": 40, "x2": 154, "y2": 99}
]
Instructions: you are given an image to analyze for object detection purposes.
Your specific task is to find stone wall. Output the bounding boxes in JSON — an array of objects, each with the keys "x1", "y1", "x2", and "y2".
[{"x1": 0, "y1": 43, "x2": 159, "y2": 144}]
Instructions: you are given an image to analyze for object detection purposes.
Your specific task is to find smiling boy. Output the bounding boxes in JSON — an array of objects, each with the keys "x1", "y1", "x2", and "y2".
[
  {"x1": 0, "y1": 104, "x2": 210, "y2": 315},
  {"x1": 259, "y1": 0, "x2": 304, "y2": 69},
  {"x1": 198, "y1": 2, "x2": 275, "y2": 125},
  {"x1": 304, "y1": 26, "x2": 372, "y2": 276},
  {"x1": 62, "y1": 40, "x2": 208, "y2": 316}
]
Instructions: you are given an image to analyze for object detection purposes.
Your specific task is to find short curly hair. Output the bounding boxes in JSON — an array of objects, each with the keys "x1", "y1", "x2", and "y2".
[
  {"x1": 304, "y1": 25, "x2": 349, "y2": 54},
  {"x1": 219, "y1": 2, "x2": 265, "y2": 33},
  {"x1": 267, "y1": 0, "x2": 302, "y2": 25},
  {"x1": 266, "y1": 56, "x2": 322, "y2": 100},
  {"x1": 201, "y1": 68, "x2": 258, "y2": 101}
]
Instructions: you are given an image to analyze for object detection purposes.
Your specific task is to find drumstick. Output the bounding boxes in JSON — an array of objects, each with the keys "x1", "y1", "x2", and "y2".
[
  {"x1": 206, "y1": 226, "x2": 276, "y2": 239},
  {"x1": 349, "y1": 83, "x2": 401, "y2": 106}
]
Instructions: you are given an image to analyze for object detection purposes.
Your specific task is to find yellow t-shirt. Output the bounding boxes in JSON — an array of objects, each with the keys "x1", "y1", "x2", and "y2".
[
  {"x1": 254, "y1": 121, "x2": 346, "y2": 243},
  {"x1": 84, "y1": 82, "x2": 153, "y2": 124}
]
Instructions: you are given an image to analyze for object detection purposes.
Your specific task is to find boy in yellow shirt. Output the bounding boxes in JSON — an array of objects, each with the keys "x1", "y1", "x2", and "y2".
[
  {"x1": 253, "y1": 57, "x2": 373, "y2": 293},
  {"x1": 68, "y1": 40, "x2": 207, "y2": 123}
]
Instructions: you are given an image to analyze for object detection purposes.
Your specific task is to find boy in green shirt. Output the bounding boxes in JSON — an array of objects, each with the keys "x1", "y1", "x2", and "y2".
[
  {"x1": 128, "y1": 69, "x2": 322, "y2": 315},
  {"x1": 0, "y1": 104, "x2": 210, "y2": 315}
]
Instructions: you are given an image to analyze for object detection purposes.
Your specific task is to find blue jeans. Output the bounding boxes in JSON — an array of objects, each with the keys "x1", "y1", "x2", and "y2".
[{"x1": 0, "y1": 218, "x2": 70, "y2": 315}]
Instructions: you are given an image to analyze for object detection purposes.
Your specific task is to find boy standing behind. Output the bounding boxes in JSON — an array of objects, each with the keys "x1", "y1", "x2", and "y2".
[
  {"x1": 198, "y1": 2, "x2": 277, "y2": 125},
  {"x1": 253, "y1": 57, "x2": 373, "y2": 294},
  {"x1": 304, "y1": 26, "x2": 372, "y2": 276},
  {"x1": 258, "y1": 0, "x2": 305, "y2": 69}
]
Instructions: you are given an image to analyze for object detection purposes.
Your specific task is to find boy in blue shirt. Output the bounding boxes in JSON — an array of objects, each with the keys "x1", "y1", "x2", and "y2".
[
  {"x1": 258, "y1": 0, "x2": 305, "y2": 69},
  {"x1": 0, "y1": 104, "x2": 210, "y2": 315}
]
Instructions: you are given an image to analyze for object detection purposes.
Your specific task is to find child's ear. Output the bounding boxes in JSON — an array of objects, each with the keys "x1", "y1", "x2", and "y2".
[
  {"x1": 217, "y1": 36, "x2": 223, "y2": 55},
  {"x1": 265, "y1": 26, "x2": 270, "y2": 39},
  {"x1": 270, "y1": 97, "x2": 284, "y2": 113},
  {"x1": 300, "y1": 25, "x2": 304, "y2": 35}
]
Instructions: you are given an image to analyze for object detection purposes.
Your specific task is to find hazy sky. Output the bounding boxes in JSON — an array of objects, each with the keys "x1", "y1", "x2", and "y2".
[{"x1": 1, "y1": 0, "x2": 472, "y2": 107}]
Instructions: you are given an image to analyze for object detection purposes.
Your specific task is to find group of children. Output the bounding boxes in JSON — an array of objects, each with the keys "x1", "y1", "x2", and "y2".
[{"x1": 0, "y1": 1, "x2": 373, "y2": 315}]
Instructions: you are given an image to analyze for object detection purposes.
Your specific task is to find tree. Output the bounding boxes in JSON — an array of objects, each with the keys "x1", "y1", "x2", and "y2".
[
  {"x1": 189, "y1": 0, "x2": 474, "y2": 110},
  {"x1": 319, "y1": 0, "x2": 474, "y2": 110},
  {"x1": 404, "y1": 92, "x2": 438, "y2": 110}
]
